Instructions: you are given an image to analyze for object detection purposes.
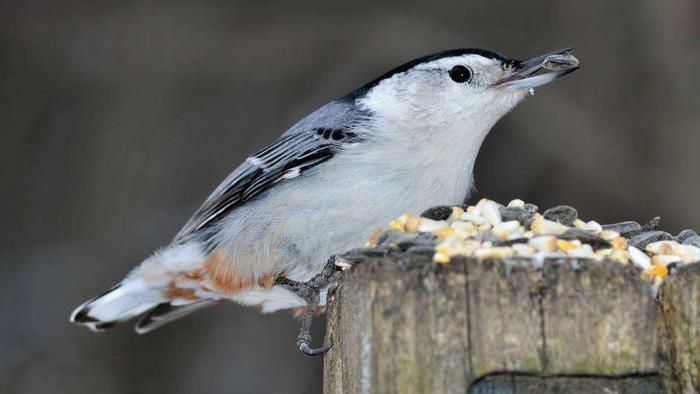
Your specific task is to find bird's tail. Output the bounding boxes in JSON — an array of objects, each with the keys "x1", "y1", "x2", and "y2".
[
  {"x1": 70, "y1": 242, "x2": 215, "y2": 332},
  {"x1": 70, "y1": 280, "x2": 166, "y2": 332}
]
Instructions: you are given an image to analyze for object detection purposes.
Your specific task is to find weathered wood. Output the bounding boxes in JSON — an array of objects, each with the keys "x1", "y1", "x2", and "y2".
[
  {"x1": 660, "y1": 264, "x2": 700, "y2": 393},
  {"x1": 323, "y1": 256, "x2": 665, "y2": 393},
  {"x1": 469, "y1": 373, "x2": 662, "y2": 394}
]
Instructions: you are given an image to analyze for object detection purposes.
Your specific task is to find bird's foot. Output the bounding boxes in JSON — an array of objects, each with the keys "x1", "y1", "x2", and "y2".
[{"x1": 276, "y1": 256, "x2": 343, "y2": 356}]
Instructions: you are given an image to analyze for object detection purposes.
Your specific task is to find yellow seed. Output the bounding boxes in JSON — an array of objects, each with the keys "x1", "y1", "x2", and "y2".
[
  {"x1": 610, "y1": 237, "x2": 627, "y2": 250},
  {"x1": 389, "y1": 213, "x2": 411, "y2": 231},
  {"x1": 434, "y1": 228, "x2": 457, "y2": 238},
  {"x1": 433, "y1": 252, "x2": 451, "y2": 264},
  {"x1": 404, "y1": 217, "x2": 424, "y2": 232},
  {"x1": 647, "y1": 265, "x2": 668, "y2": 278},
  {"x1": 448, "y1": 206, "x2": 465, "y2": 222},
  {"x1": 557, "y1": 239, "x2": 581, "y2": 252}
]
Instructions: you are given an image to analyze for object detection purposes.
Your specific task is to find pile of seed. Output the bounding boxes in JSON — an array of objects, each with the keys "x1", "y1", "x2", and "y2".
[{"x1": 357, "y1": 198, "x2": 700, "y2": 288}]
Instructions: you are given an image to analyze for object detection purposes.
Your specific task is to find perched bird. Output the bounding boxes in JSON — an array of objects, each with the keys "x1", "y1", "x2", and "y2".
[{"x1": 71, "y1": 47, "x2": 578, "y2": 355}]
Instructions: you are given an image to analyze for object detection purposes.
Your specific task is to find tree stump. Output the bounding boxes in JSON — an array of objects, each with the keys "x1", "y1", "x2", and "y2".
[{"x1": 323, "y1": 255, "x2": 699, "y2": 393}]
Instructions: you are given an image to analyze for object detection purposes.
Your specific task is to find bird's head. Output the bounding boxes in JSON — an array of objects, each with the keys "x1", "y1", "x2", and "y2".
[{"x1": 345, "y1": 48, "x2": 578, "y2": 136}]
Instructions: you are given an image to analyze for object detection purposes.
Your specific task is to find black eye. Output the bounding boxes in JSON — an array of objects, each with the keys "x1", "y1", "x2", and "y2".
[{"x1": 449, "y1": 65, "x2": 472, "y2": 83}]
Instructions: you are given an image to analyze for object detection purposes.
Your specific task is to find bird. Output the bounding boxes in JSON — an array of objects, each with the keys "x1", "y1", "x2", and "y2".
[{"x1": 70, "y1": 47, "x2": 578, "y2": 355}]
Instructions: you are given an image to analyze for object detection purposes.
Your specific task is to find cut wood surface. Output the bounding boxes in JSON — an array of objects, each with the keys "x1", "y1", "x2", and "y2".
[{"x1": 323, "y1": 255, "x2": 699, "y2": 393}]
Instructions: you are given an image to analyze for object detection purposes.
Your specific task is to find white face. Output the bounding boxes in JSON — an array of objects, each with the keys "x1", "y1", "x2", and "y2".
[{"x1": 358, "y1": 54, "x2": 529, "y2": 133}]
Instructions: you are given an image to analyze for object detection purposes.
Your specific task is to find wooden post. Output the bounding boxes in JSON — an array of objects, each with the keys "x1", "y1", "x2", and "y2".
[
  {"x1": 659, "y1": 264, "x2": 700, "y2": 393},
  {"x1": 323, "y1": 255, "x2": 681, "y2": 393}
]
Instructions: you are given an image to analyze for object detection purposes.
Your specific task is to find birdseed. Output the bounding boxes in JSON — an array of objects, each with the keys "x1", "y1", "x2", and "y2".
[
  {"x1": 543, "y1": 54, "x2": 579, "y2": 71},
  {"x1": 357, "y1": 198, "x2": 700, "y2": 289}
]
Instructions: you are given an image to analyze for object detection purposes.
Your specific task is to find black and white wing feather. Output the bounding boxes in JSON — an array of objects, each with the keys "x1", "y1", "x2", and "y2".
[{"x1": 173, "y1": 102, "x2": 368, "y2": 242}]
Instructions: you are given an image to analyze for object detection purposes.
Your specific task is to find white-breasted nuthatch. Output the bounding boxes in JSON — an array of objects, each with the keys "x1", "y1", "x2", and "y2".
[{"x1": 71, "y1": 47, "x2": 579, "y2": 355}]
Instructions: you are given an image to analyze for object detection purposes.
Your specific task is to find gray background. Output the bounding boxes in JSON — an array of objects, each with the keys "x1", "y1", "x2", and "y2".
[{"x1": 2, "y1": 1, "x2": 698, "y2": 393}]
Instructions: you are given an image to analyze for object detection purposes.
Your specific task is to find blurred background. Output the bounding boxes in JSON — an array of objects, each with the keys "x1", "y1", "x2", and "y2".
[{"x1": 1, "y1": 0, "x2": 698, "y2": 393}]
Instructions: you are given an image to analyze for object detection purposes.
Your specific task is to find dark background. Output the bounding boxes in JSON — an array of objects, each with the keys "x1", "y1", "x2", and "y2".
[{"x1": 2, "y1": 1, "x2": 698, "y2": 393}]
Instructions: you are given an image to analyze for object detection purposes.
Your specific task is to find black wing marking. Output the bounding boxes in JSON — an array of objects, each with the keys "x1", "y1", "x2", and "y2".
[{"x1": 173, "y1": 128, "x2": 363, "y2": 242}]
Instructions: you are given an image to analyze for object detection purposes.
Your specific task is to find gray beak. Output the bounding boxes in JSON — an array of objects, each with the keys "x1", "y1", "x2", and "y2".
[{"x1": 493, "y1": 47, "x2": 579, "y2": 89}]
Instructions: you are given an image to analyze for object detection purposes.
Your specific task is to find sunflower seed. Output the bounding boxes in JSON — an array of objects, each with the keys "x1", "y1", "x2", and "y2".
[
  {"x1": 602, "y1": 221, "x2": 642, "y2": 236},
  {"x1": 543, "y1": 205, "x2": 578, "y2": 226},
  {"x1": 420, "y1": 206, "x2": 454, "y2": 221},
  {"x1": 677, "y1": 229, "x2": 698, "y2": 243},
  {"x1": 682, "y1": 235, "x2": 700, "y2": 248},
  {"x1": 543, "y1": 54, "x2": 579, "y2": 71},
  {"x1": 628, "y1": 231, "x2": 674, "y2": 249}
]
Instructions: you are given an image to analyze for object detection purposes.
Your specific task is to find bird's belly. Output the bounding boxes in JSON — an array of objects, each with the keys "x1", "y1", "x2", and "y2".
[{"x1": 269, "y1": 163, "x2": 472, "y2": 280}]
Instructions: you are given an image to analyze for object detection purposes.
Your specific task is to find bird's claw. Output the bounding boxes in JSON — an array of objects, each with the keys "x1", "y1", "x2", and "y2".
[
  {"x1": 277, "y1": 256, "x2": 343, "y2": 357},
  {"x1": 299, "y1": 341, "x2": 333, "y2": 356}
]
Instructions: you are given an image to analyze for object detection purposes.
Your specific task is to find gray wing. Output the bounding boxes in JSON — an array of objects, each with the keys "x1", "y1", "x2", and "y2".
[{"x1": 173, "y1": 101, "x2": 369, "y2": 242}]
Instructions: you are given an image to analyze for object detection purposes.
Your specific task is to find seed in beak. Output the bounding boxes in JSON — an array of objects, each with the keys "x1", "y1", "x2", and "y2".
[{"x1": 543, "y1": 54, "x2": 580, "y2": 71}]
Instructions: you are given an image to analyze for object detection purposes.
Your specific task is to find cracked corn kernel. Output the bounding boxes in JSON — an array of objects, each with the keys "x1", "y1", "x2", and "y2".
[
  {"x1": 557, "y1": 239, "x2": 581, "y2": 252},
  {"x1": 434, "y1": 227, "x2": 457, "y2": 238},
  {"x1": 647, "y1": 265, "x2": 668, "y2": 278}
]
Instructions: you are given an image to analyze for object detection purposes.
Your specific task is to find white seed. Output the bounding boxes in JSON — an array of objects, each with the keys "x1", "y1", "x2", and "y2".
[
  {"x1": 481, "y1": 200, "x2": 502, "y2": 226},
  {"x1": 628, "y1": 246, "x2": 652, "y2": 270},
  {"x1": 450, "y1": 221, "x2": 475, "y2": 231},
  {"x1": 599, "y1": 230, "x2": 621, "y2": 241},
  {"x1": 529, "y1": 235, "x2": 558, "y2": 252},
  {"x1": 678, "y1": 244, "x2": 700, "y2": 263},
  {"x1": 652, "y1": 255, "x2": 681, "y2": 266},
  {"x1": 583, "y1": 220, "x2": 603, "y2": 233},
  {"x1": 646, "y1": 240, "x2": 680, "y2": 255},
  {"x1": 512, "y1": 243, "x2": 535, "y2": 257},
  {"x1": 492, "y1": 220, "x2": 520, "y2": 240},
  {"x1": 573, "y1": 219, "x2": 587, "y2": 228},
  {"x1": 507, "y1": 199, "x2": 526, "y2": 209},
  {"x1": 418, "y1": 220, "x2": 448, "y2": 233},
  {"x1": 507, "y1": 230, "x2": 525, "y2": 240},
  {"x1": 531, "y1": 216, "x2": 569, "y2": 235},
  {"x1": 460, "y1": 212, "x2": 486, "y2": 225},
  {"x1": 475, "y1": 247, "x2": 514, "y2": 259},
  {"x1": 567, "y1": 244, "x2": 596, "y2": 259}
]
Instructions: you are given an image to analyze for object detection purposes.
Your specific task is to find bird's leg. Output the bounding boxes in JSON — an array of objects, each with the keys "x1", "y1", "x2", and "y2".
[{"x1": 276, "y1": 256, "x2": 343, "y2": 356}]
